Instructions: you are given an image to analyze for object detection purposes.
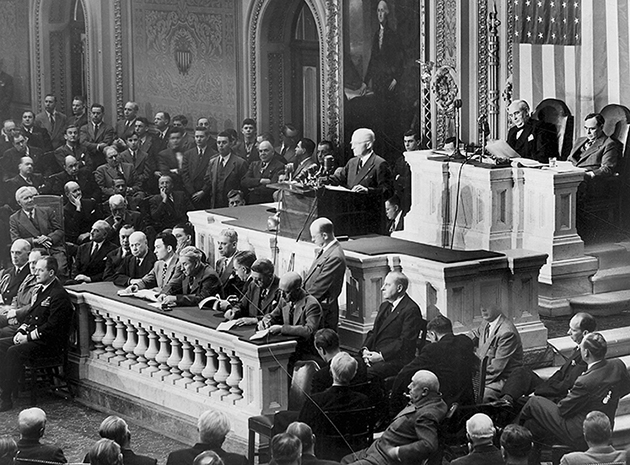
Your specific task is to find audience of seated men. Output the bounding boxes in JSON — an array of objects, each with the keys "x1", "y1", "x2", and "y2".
[
  {"x1": 341, "y1": 370, "x2": 447, "y2": 465},
  {"x1": 518, "y1": 332, "x2": 630, "y2": 449},
  {"x1": 13, "y1": 407, "x2": 67, "y2": 462},
  {"x1": 108, "y1": 231, "x2": 156, "y2": 287},
  {"x1": 328, "y1": 128, "x2": 393, "y2": 198},
  {"x1": 0, "y1": 239, "x2": 31, "y2": 306},
  {"x1": 5, "y1": 157, "x2": 45, "y2": 209},
  {"x1": 298, "y1": 352, "x2": 370, "y2": 443},
  {"x1": 0, "y1": 245, "x2": 42, "y2": 338},
  {"x1": 44, "y1": 154, "x2": 99, "y2": 200},
  {"x1": 285, "y1": 422, "x2": 339, "y2": 465},
  {"x1": 80, "y1": 103, "x2": 115, "y2": 168},
  {"x1": 149, "y1": 175, "x2": 191, "y2": 232},
  {"x1": 500, "y1": 425, "x2": 533, "y2": 465},
  {"x1": 203, "y1": 132, "x2": 248, "y2": 209},
  {"x1": 159, "y1": 246, "x2": 221, "y2": 307},
  {"x1": 359, "y1": 271, "x2": 424, "y2": 379},
  {"x1": 269, "y1": 433, "x2": 301, "y2": 465},
  {"x1": 105, "y1": 194, "x2": 144, "y2": 241},
  {"x1": 63, "y1": 181, "x2": 99, "y2": 246},
  {"x1": 390, "y1": 314, "x2": 476, "y2": 416},
  {"x1": 470, "y1": 304, "x2": 523, "y2": 401},
  {"x1": 559, "y1": 411, "x2": 625, "y2": 465},
  {"x1": 166, "y1": 410, "x2": 247, "y2": 465},
  {"x1": 506, "y1": 99, "x2": 558, "y2": 163},
  {"x1": 10, "y1": 186, "x2": 68, "y2": 278},
  {"x1": 52, "y1": 124, "x2": 92, "y2": 173},
  {"x1": 222, "y1": 257, "x2": 278, "y2": 326},
  {"x1": 241, "y1": 140, "x2": 284, "y2": 204},
  {"x1": 103, "y1": 224, "x2": 135, "y2": 281},
  {"x1": 71, "y1": 220, "x2": 116, "y2": 284},
  {"x1": 215, "y1": 229, "x2": 244, "y2": 297},
  {"x1": 126, "y1": 232, "x2": 180, "y2": 294},
  {"x1": 89, "y1": 415, "x2": 157, "y2": 465},
  {"x1": 304, "y1": 218, "x2": 347, "y2": 331},
  {"x1": 450, "y1": 413, "x2": 503, "y2": 465},
  {"x1": 119, "y1": 131, "x2": 151, "y2": 191},
  {"x1": 88, "y1": 439, "x2": 123, "y2": 465},
  {"x1": 20, "y1": 109, "x2": 52, "y2": 153},
  {"x1": 500, "y1": 312, "x2": 596, "y2": 411},
  {"x1": 258, "y1": 272, "x2": 322, "y2": 366},
  {"x1": 182, "y1": 126, "x2": 215, "y2": 209},
  {"x1": 0, "y1": 256, "x2": 74, "y2": 411}
]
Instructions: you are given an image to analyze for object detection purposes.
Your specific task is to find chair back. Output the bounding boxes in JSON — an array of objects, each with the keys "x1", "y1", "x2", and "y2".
[
  {"x1": 473, "y1": 356, "x2": 489, "y2": 403},
  {"x1": 34, "y1": 194, "x2": 64, "y2": 226},
  {"x1": 316, "y1": 405, "x2": 376, "y2": 461},
  {"x1": 600, "y1": 104, "x2": 630, "y2": 168},
  {"x1": 288, "y1": 359, "x2": 320, "y2": 410},
  {"x1": 534, "y1": 98, "x2": 574, "y2": 159}
]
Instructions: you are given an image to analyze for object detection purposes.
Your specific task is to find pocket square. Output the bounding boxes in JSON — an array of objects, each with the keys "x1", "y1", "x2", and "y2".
[{"x1": 528, "y1": 134, "x2": 534, "y2": 142}]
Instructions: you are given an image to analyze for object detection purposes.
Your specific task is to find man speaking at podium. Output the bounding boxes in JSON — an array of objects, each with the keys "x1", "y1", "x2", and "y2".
[{"x1": 329, "y1": 128, "x2": 392, "y2": 198}]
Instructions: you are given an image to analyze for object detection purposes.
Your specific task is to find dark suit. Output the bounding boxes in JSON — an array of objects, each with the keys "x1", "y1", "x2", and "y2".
[
  {"x1": 449, "y1": 444, "x2": 504, "y2": 465},
  {"x1": 310, "y1": 355, "x2": 369, "y2": 395},
  {"x1": 71, "y1": 240, "x2": 117, "y2": 282},
  {"x1": 520, "y1": 358, "x2": 630, "y2": 447},
  {"x1": 103, "y1": 247, "x2": 128, "y2": 282},
  {"x1": 95, "y1": 162, "x2": 142, "y2": 196},
  {"x1": 471, "y1": 314, "x2": 524, "y2": 400},
  {"x1": 241, "y1": 158, "x2": 285, "y2": 204},
  {"x1": 0, "y1": 278, "x2": 74, "y2": 403},
  {"x1": 2, "y1": 146, "x2": 46, "y2": 179},
  {"x1": 332, "y1": 153, "x2": 393, "y2": 198},
  {"x1": 52, "y1": 143, "x2": 92, "y2": 173},
  {"x1": 63, "y1": 198, "x2": 99, "y2": 245},
  {"x1": 364, "y1": 25, "x2": 404, "y2": 100},
  {"x1": 136, "y1": 256, "x2": 181, "y2": 292},
  {"x1": 0, "y1": 264, "x2": 30, "y2": 305},
  {"x1": 569, "y1": 135, "x2": 621, "y2": 177},
  {"x1": 4, "y1": 174, "x2": 46, "y2": 209},
  {"x1": 108, "y1": 251, "x2": 157, "y2": 287},
  {"x1": 277, "y1": 145, "x2": 298, "y2": 164},
  {"x1": 149, "y1": 191, "x2": 192, "y2": 232},
  {"x1": 232, "y1": 140, "x2": 259, "y2": 164},
  {"x1": 166, "y1": 444, "x2": 247, "y2": 465},
  {"x1": 507, "y1": 119, "x2": 558, "y2": 163},
  {"x1": 157, "y1": 147, "x2": 184, "y2": 182},
  {"x1": 80, "y1": 122, "x2": 115, "y2": 167},
  {"x1": 44, "y1": 168, "x2": 99, "y2": 199},
  {"x1": 233, "y1": 276, "x2": 281, "y2": 319},
  {"x1": 215, "y1": 255, "x2": 245, "y2": 299},
  {"x1": 343, "y1": 392, "x2": 447, "y2": 465},
  {"x1": 69, "y1": 112, "x2": 88, "y2": 130},
  {"x1": 301, "y1": 453, "x2": 339, "y2": 465},
  {"x1": 116, "y1": 118, "x2": 138, "y2": 139},
  {"x1": 181, "y1": 145, "x2": 216, "y2": 203},
  {"x1": 22, "y1": 124, "x2": 53, "y2": 152},
  {"x1": 120, "y1": 148, "x2": 151, "y2": 187},
  {"x1": 162, "y1": 264, "x2": 222, "y2": 306},
  {"x1": 303, "y1": 242, "x2": 347, "y2": 331},
  {"x1": 105, "y1": 210, "x2": 145, "y2": 240},
  {"x1": 15, "y1": 437, "x2": 67, "y2": 465},
  {"x1": 203, "y1": 153, "x2": 249, "y2": 208},
  {"x1": 390, "y1": 333, "x2": 476, "y2": 415},
  {"x1": 362, "y1": 294, "x2": 424, "y2": 379},
  {"x1": 35, "y1": 110, "x2": 68, "y2": 149}
]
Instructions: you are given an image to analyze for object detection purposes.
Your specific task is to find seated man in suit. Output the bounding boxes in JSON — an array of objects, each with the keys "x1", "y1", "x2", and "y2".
[
  {"x1": 44, "y1": 154, "x2": 99, "y2": 200},
  {"x1": 126, "y1": 232, "x2": 180, "y2": 294},
  {"x1": 360, "y1": 271, "x2": 425, "y2": 379},
  {"x1": 0, "y1": 256, "x2": 74, "y2": 411},
  {"x1": 107, "y1": 231, "x2": 156, "y2": 287},
  {"x1": 14, "y1": 407, "x2": 67, "y2": 461},
  {"x1": 285, "y1": 422, "x2": 339, "y2": 465},
  {"x1": 241, "y1": 140, "x2": 284, "y2": 204},
  {"x1": 384, "y1": 194, "x2": 404, "y2": 235},
  {"x1": 304, "y1": 218, "x2": 347, "y2": 331},
  {"x1": 506, "y1": 99, "x2": 558, "y2": 163},
  {"x1": 103, "y1": 224, "x2": 135, "y2": 282},
  {"x1": 0, "y1": 239, "x2": 31, "y2": 306},
  {"x1": 63, "y1": 181, "x2": 99, "y2": 246},
  {"x1": 450, "y1": 414, "x2": 503, "y2": 465},
  {"x1": 3, "y1": 131, "x2": 47, "y2": 178},
  {"x1": 119, "y1": 132, "x2": 150, "y2": 191},
  {"x1": 149, "y1": 175, "x2": 192, "y2": 232},
  {"x1": 71, "y1": 220, "x2": 117, "y2": 284},
  {"x1": 299, "y1": 352, "x2": 370, "y2": 443},
  {"x1": 93, "y1": 415, "x2": 157, "y2": 465},
  {"x1": 223, "y1": 258, "x2": 280, "y2": 326},
  {"x1": 559, "y1": 411, "x2": 625, "y2": 465},
  {"x1": 470, "y1": 304, "x2": 523, "y2": 402},
  {"x1": 167, "y1": 410, "x2": 247, "y2": 465},
  {"x1": 105, "y1": 194, "x2": 144, "y2": 241},
  {"x1": 518, "y1": 332, "x2": 630, "y2": 448},
  {"x1": 258, "y1": 272, "x2": 323, "y2": 365},
  {"x1": 390, "y1": 314, "x2": 476, "y2": 416},
  {"x1": 4, "y1": 157, "x2": 46, "y2": 209},
  {"x1": 569, "y1": 113, "x2": 620, "y2": 179},
  {"x1": 52, "y1": 125, "x2": 92, "y2": 173},
  {"x1": 88, "y1": 439, "x2": 122, "y2": 465},
  {"x1": 328, "y1": 128, "x2": 392, "y2": 198},
  {"x1": 159, "y1": 246, "x2": 222, "y2": 307},
  {"x1": 341, "y1": 370, "x2": 448, "y2": 465},
  {"x1": 215, "y1": 229, "x2": 243, "y2": 298},
  {"x1": 9, "y1": 186, "x2": 68, "y2": 278},
  {"x1": 21, "y1": 110, "x2": 52, "y2": 153},
  {"x1": 95, "y1": 146, "x2": 144, "y2": 198}
]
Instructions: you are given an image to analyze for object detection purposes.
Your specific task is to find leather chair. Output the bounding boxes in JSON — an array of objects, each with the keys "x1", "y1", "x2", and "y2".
[
  {"x1": 534, "y1": 98, "x2": 574, "y2": 160},
  {"x1": 33, "y1": 194, "x2": 64, "y2": 223}
]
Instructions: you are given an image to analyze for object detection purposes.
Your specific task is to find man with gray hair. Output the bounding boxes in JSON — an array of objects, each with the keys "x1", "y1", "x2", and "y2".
[
  {"x1": 115, "y1": 101, "x2": 139, "y2": 140},
  {"x1": 91, "y1": 415, "x2": 156, "y2": 465},
  {"x1": 166, "y1": 409, "x2": 247, "y2": 465},
  {"x1": 71, "y1": 220, "x2": 116, "y2": 284},
  {"x1": 108, "y1": 231, "x2": 156, "y2": 287},
  {"x1": 160, "y1": 246, "x2": 222, "y2": 307},
  {"x1": 450, "y1": 413, "x2": 503, "y2": 465},
  {"x1": 63, "y1": 180, "x2": 98, "y2": 246},
  {"x1": 105, "y1": 193, "x2": 144, "y2": 240},
  {"x1": 9, "y1": 186, "x2": 68, "y2": 278},
  {"x1": 506, "y1": 99, "x2": 557, "y2": 163},
  {"x1": 15, "y1": 407, "x2": 66, "y2": 463},
  {"x1": 95, "y1": 146, "x2": 143, "y2": 197}
]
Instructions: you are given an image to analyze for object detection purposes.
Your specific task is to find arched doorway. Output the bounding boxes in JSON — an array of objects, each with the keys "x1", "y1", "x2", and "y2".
[{"x1": 69, "y1": 0, "x2": 87, "y2": 101}]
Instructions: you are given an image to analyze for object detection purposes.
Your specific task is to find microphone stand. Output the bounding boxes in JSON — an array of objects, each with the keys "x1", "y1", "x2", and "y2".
[{"x1": 452, "y1": 99, "x2": 464, "y2": 159}]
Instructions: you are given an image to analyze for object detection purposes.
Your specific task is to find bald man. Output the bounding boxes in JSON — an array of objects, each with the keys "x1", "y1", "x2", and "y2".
[
  {"x1": 259, "y1": 271, "x2": 322, "y2": 364},
  {"x1": 0, "y1": 239, "x2": 31, "y2": 305},
  {"x1": 15, "y1": 407, "x2": 66, "y2": 463},
  {"x1": 63, "y1": 181, "x2": 99, "y2": 246},
  {"x1": 330, "y1": 128, "x2": 392, "y2": 197},
  {"x1": 342, "y1": 370, "x2": 447, "y2": 465},
  {"x1": 241, "y1": 140, "x2": 285, "y2": 204},
  {"x1": 108, "y1": 231, "x2": 156, "y2": 287}
]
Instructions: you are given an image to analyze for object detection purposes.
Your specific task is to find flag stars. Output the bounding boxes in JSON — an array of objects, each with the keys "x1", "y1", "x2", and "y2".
[
  {"x1": 538, "y1": 16, "x2": 543, "y2": 22},
  {"x1": 575, "y1": 17, "x2": 579, "y2": 23},
  {"x1": 551, "y1": 17, "x2": 555, "y2": 23},
  {"x1": 538, "y1": 32, "x2": 543, "y2": 38},
  {"x1": 562, "y1": 1, "x2": 567, "y2": 6},
  {"x1": 550, "y1": 1, "x2": 555, "y2": 5},
  {"x1": 552, "y1": 33, "x2": 556, "y2": 39},
  {"x1": 574, "y1": 1, "x2": 578, "y2": 7},
  {"x1": 527, "y1": 15, "x2": 531, "y2": 21},
  {"x1": 563, "y1": 18, "x2": 567, "y2": 23},
  {"x1": 526, "y1": 0, "x2": 531, "y2": 5},
  {"x1": 527, "y1": 31, "x2": 532, "y2": 37},
  {"x1": 538, "y1": 1, "x2": 542, "y2": 6}
]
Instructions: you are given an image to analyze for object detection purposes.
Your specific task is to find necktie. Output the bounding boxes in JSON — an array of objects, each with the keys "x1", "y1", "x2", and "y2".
[
  {"x1": 91, "y1": 243, "x2": 99, "y2": 258},
  {"x1": 28, "y1": 211, "x2": 35, "y2": 223},
  {"x1": 260, "y1": 163, "x2": 268, "y2": 173},
  {"x1": 315, "y1": 248, "x2": 323, "y2": 259},
  {"x1": 94, "y1": 123, "x2": 99, "y2": 133},
  {"x1": 356, "y1": 159, "x2": 363, "y2": 175},
  {"x1": 379, "y1": 27, "x2": 384, "y2": 49},
  {"x1": 483, "y1": 324, "x2": 490, "y2": 343},
  {"x1": 260, "y1": 288, "x2": 268, "y2": 302},
  {"x1": 383, "y1": 301, "x2": 393, "y2": 317},
  {"x1": 288, "y1": 302, "x2": 296, "y2": 324},
  {"x1": 161, "y1": 262, "x2": 168, "y2": 284},
  {"x1": 49, "y1": 113, "x2": 55, "y2": 126},
  {"x1": 198, "y1": 148, "x2": 203, "y2": 158}
]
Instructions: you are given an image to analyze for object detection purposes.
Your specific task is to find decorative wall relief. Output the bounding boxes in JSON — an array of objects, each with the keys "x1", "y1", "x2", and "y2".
[
  {"x1": 132, "y1": 0, "x2": 237, "y2": 131},
  {"x1": 435, "y1": 0, "x2": 458, "y2": 147},
  {"x1": 0, "y1": 0, "x2": 31, "y2": 106}
]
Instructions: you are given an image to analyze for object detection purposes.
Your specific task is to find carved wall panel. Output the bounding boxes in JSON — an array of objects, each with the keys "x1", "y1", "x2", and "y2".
[
  {"x1": 267, "y1": 52, "x2": 284, "y2": 139},
  {"x1": 0, "y1": 0, "x2": 31, "y2": 106},
  {"x1": 131, "y1": 0, "x2": 238, "y2": 131},
  {"x1": 49, "y1": 30, "x2": 67, "y2": 110}
]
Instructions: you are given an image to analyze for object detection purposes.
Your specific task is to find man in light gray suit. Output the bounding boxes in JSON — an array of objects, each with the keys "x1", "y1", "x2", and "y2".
[{"x1": 34, "y1": 94, "x2": 67, "y2": 149}]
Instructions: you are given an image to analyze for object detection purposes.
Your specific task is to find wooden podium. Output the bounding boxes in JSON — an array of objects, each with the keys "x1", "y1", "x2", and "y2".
[{"x1": 270, "y1": 183, "x2": 387, "y2": 239}]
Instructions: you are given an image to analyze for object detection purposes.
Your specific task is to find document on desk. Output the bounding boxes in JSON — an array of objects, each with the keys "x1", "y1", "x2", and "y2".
[
  {"x1": 216, "y1": 320, "x2": 237, "y2": 332},
  {"x1": 116, "y1": 289, "x2": 159, "y2": 302},
  {"x1": 485, "y1": 139, "x2": 520, "y2": 159},
  {"x1": 511, "y1": 157, "x2": 544, "y2": 168},
  {"x1": 250, "y1": 328, "x2": 270, "y2": 340},
  {"x1": 325, "y1": 185, "x2": 353, "y2": 192}
]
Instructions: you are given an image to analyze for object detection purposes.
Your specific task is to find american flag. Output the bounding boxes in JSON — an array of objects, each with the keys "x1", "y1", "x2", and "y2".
[{"x1": 513, "y1": 0, "x2": 630, "y2": 137}]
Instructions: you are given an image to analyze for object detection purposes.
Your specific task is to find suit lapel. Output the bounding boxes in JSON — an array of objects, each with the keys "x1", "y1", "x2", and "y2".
[
  {"x1": 378, "y1": 296, "x2": 406, "y2": 333},
  {"x1": 353, "y1": 155, "x2": 376, "y2": 186},
  {"x1": 21, "y1": 210, "x2": 41, "y2": 237}
]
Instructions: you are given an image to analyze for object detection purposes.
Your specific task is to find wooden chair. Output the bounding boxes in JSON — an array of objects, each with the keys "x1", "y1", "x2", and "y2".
[
  {"x1": 534, "y1": 98, "x2": 574, "y2": 160},
  {"x1": 33, "y1": 194, "x2": 64, "y2": 223}
]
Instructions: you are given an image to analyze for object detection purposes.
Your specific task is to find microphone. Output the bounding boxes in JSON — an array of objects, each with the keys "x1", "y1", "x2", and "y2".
[
  {"x1": 323, "y1": 155, "x2": 335, "y2": 175},
  {"x1": 452, "y1": 99, "x2": 463, "y2": 159}
]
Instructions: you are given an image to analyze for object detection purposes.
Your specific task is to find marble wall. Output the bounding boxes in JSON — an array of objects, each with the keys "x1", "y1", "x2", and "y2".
[
  {"x1": 131, "y1": 0, "x2": 238, "y2": 132},
  {"x1": 0, "y1": 0, "x2": 31, "y2": 109}
]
